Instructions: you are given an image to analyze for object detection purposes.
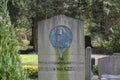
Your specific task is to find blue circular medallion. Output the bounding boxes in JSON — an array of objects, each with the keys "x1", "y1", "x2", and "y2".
[
  {"x1": 49, "y1": 25, "x2": 73, "y2": 49},
  {"x1": 49, "y1": 25, "x2": 73, "y2": 58}
]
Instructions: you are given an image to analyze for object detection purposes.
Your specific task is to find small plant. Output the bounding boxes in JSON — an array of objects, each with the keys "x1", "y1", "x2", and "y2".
[
  {"x1": 92, "y1": 65, "x2": 98, "y2": 75},
  {"x1": 23, "y1": 65, "x2": 38, "y2": 79}
]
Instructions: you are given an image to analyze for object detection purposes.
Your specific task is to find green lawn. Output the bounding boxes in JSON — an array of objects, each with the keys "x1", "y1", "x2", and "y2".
[
  {"x1": 20, "y1": 53, "x2": 38, "y2": 80},
  {"x1": 20, "y1": 53, "x2": 38, "y2": 66}
]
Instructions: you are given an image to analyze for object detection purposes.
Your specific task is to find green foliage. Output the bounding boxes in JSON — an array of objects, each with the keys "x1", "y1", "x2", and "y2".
[
  {"x1": 108, "y1": 26, "x2": 120, "y2": 53},
  {"x1": 8, "y1": 0, "x2": 34, "y2": 28},
  {"x1": 91, "y1": 0, "x2": 120, "y2": 36},
  {"x1": 15, "y1": 28, "x2": 31, "y2": 50},
  {"x1": 89, "y1": 23, "x2": 107, "y2": 47},
  {"x1": 91, "y1": 26, "x2": 120, "y2": 54},
  {"x1": 0, "y1": 0, "x2": 26, "y2": 80},
  {"x1": 92, "y1": 65, "x2": 98, "y2": 75},
  {"x1": 89, "y1": 0, "x2": 120, "y2": 54},
  {"x1": 23, "y1": 65, "x2": 38, "y2": 79},
  {"x1": 21, "y1": 54, "x2": 38, "y2": 79},
  {"x1": 92, "y1": 0, "x2": 104, "y2": 23},
  {"x1": 7, "y1": 0, "x2": 35, "y2": 48},
  {"x1": 36, "y1": 0, "x2": 92, "y2": 20},
  {"x1": 2, "y1": 0, "x2": 120, "y2": 55},
  {"x1": 0, "y1": 22, "x2": 27, "y2": 78}
]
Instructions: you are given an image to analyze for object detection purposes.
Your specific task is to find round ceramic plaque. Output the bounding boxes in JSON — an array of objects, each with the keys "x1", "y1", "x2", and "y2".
[{"x1": 49, "y1": 25, "x2": 73, "y2": 49}]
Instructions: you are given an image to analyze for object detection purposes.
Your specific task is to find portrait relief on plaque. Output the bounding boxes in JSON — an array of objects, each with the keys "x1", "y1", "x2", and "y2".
[{"x1": 49, "y1": 25, "x2": 73, "y2": 59}]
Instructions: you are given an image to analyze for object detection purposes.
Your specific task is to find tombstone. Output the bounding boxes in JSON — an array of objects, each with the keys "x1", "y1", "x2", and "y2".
[
  {"x1": 98, "y1": 56, "x2": 120, "y2": 79},
  {"x1": 85, "y1": 47, "x2": 92, "y2": 80},
  {"x1": 37, "y1": 15, "x2": 85, "y2": 80},
  {"x1": 101, "y1": 75, "x2": 120, "y2": 80}
]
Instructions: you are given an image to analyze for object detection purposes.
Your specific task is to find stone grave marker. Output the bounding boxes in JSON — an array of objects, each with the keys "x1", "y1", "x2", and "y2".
[
  {"x1": 98, "y1": 55, "x2": 120, "y2": 79},
  {"x1": 101, "y1": 75, "x2": 120, "y2": 80},
  {"x1": 37, "y1": 15, "x2": 86, "y2": 80},
  {"x1": 85, "y1": 47, "x2": 92, "y2": 80}
]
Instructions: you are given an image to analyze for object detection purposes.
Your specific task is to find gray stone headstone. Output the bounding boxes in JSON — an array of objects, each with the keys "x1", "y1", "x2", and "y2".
[
  {"x1": 85, "y1": 47, "x2": 92, "y2": 80},
  {"x1": 98, "y1": 56, "x2": 120, "y2": 78},
  {"x1": 101, "y1": 75, "x2": 120, "y2": 80},
  {"x1": 37, "y1": 15, "x2": 85, "y2": 80}
]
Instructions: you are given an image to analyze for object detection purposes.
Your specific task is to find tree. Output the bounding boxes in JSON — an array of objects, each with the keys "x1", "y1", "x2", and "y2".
[
  {"x1": 91, "y1": 0, "x2": 120, "y2": 35},
  {"x1": 0, "y1": 0, "x2": 26, "y2": 79},
  {"x1": 89, "y1": 0, "x2": 120, "y2": 40},
  {"x1": 5, "y1": 0, "x2": 120, "y2": 53},
  {"x1": 32, "y1": 0, "x2": 93, "y2": 51}
]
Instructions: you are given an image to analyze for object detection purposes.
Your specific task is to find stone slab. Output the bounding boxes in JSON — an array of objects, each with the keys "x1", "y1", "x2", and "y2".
[{"x1": 38, "y1": 15, "x2": 85, "y2": 80}]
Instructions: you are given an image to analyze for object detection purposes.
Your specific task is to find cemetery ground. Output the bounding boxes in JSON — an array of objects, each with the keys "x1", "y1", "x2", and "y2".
[
  {"x1": 20, "y1": 53, "x2": 38, "y2": 80},
  {"x1": 20, "y1": 52, "x2": 120, "y2": 80},
  {"x1": 20, "y1": 53, "x2": 108, "y2": 80},
  {"x1": 20, "y1": 53, "x2": 38, "y2": 66}
]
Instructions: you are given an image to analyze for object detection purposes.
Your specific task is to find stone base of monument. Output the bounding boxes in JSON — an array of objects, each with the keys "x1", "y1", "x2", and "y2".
[
  {"x1": 101, "y1": 75, "x2": 120, "y2": 80},
  {"x1": 91, "y1": 72, "x2": 99, "y2": 80},
  {"x1": 91, "y1": 75, "x2": 98, "y2": 80}
]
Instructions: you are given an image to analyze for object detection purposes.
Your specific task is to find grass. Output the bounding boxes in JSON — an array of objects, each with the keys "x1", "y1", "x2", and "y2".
[
  {"x1": 20, "y1": 53, "x2": 38, "y2": 66},
  {"x1": 20, "y1": 53, "x2": 38, "y2": 80}
]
